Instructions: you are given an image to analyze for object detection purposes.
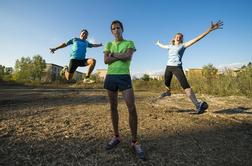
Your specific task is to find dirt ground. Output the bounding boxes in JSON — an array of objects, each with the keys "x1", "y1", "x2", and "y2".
[{"x1": 0, "y1": 85, "x2": 252, "y2": 166}]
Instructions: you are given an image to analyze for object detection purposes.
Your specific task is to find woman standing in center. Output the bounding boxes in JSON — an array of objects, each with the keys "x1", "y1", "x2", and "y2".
[{"x1": 103, "y1": 20, "x2": 145, "y2": 160}]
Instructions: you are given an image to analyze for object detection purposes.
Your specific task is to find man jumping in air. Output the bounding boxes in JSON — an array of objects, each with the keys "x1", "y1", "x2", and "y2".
[{"x1": 50, "y1": 29, "x2": 102, "y2": 83}]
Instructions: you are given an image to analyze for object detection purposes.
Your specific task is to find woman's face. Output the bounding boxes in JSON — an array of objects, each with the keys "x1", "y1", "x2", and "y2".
[
  {"x1": 111, "y1": 23, "x2": 123, "y2": 38},
  {"x1": 175, "y1": 34, "x2": 183, "y2": 42}
]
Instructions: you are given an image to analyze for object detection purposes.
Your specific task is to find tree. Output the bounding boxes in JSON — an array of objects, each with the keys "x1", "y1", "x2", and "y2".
[
  {"x1": 141, "y1": 74, "x2": 150, "y2": 81},
  {"x1": 31, "y1": 55, "x2": 46, "y2": 81},
  {"x1": 241, "y1": 62, "x2": 252, "y2": 77},
  {"x1": 247, "y1": 62, "x2": 252, "y2": 68},
  {"x1": 13, "y1": 57, "x2": 32, "y2": 81},
  {"x1": 0, "y1": 65, "x2": 4, "y2": 80},
  {"x1": 202, "y1": 64, "x2": 218, "y2": 80},
  {"x1": 13, "y1": 55, "x2": 46, "y2": 82},
  {"x1": 202, "y1": 64, "x2": 218, "y2": 93}
]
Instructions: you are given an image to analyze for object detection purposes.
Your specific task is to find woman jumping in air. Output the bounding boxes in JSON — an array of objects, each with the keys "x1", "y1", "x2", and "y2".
[{"x1": 156, "y1": 20, "x2": 223, "y2": 114}]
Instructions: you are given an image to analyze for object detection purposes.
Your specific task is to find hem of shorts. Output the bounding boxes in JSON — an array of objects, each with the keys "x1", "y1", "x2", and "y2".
[
  {"x1": 106, "y1": 74, "x2": 131, "y2": 76},
  {"x1": 106, "y1": 73, "x2": 131, "y2": 76},
  {"x1": 104, "y1": 86, "x2": 132, "y2": 92}
]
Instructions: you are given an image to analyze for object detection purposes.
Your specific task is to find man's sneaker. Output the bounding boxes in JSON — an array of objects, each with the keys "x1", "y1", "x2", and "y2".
[
  {"x1": 159, "y1": 91, "x2": 171, "y2": 98},
  {"x1": 83, "y1": 78, "x2": 95, "y2": 83},
  {"x1": 105, "y1": 137, "x2": 120, "y2": 150},
  {"x1": 131, "y1": 142, "x2": 146, "y2": 160},
  {"x1": 196, "y1": 101, "x2": 208, "y2": 114},
  {"x1": 60, "y1": 65, "x2": 68, "y2": 77}
]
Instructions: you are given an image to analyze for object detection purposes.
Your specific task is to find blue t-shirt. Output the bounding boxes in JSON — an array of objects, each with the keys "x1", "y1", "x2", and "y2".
[
  {"x1": 66, "y1": 38, "x2": 93, "y2": 60},
  {"x1": 166, "y1": 44, "x2": 186, "y2": 66}
]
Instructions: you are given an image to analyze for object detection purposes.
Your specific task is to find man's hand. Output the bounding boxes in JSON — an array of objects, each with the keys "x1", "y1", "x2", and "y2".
[
  {"x1": 49, "y1": 48, "x2": 56, "y2": 54},
  {"x1": 109, "y1": 52, "x2": 114, "y2": 57}
]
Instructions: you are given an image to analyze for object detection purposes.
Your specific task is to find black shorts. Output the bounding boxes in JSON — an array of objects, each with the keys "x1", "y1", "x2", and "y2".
[
  {"x1": 104, "y1": 75, "x2": 132, "y2": 92},
  {"x1": 68, "y1": 59, "x2": 88, "y2": 73},
  {"x1": 164, "y1": 66, "x2": 190, "y2": 89}
]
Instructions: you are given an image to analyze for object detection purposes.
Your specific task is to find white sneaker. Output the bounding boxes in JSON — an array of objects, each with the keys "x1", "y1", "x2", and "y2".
[
  {"x1": 83, "y1": 78, "x2": 95, "y2": 83},
  {"x1": 60, "y1": 65, "x2": 68, "y2": 77}
]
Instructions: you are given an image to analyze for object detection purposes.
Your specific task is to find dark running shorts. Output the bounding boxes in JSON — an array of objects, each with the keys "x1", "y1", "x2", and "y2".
[
  {"x1": 164, "y1": 65, "x2": 190, "y2": 89},
  {"x1": 68, "y1": 59, "x2": 88, "y2": 73},
  {"x1": 104, "y1": 75, "x2": 132, "y2": 92}
]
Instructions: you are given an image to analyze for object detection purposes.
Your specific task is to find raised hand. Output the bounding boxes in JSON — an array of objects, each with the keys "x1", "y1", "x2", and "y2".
[
  {"x1": 209, "y1": 20, "x2": 224, "y2": 31},
  {"x1": 156, "y1": 40, "x2": 160, "y2": 45},
  {"x1": 49, "y1": 48, "x2": 56, "y2": 54}
]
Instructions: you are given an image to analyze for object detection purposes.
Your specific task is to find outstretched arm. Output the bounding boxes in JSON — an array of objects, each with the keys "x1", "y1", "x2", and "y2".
[
  {"x1": 92, "y1": 43, "x2": 103, "y2": 47},
  {"x1": 49, "y1": 43, "x2": 68, "y2": 54},
  {"x1": 156, "y1": 40, "x2": 169, "y2": 49},
  {"x1": 184, "y1": 20, "x2": 223, "y2": 48}
]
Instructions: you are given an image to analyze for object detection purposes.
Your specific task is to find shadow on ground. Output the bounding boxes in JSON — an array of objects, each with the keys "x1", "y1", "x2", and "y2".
[
  {"x1": 1, "y1": 86, "x2": 252, "y2": 165},
  {"x1": 215, "y1": 107, "x2": 252, "y2": 115},
  {"x1": 1, "y1": 124, "x2": 251, "y2": 166}
]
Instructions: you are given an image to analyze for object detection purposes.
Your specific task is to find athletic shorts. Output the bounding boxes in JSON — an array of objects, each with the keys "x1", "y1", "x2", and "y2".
[
  {"x1": 68, "y1": 59, "x2": 88, "y2": 73},
  {"x1": 164, "y1": 65, "x2": 190, "y2": 89},
  {"x1": 104, "y1": 75, "x2": 132, "y2": 92}
]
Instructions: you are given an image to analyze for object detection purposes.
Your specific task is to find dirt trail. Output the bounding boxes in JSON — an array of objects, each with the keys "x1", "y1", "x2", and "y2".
[{"x1": 1, "y1": 86, "x2": 252, "y2": 166}]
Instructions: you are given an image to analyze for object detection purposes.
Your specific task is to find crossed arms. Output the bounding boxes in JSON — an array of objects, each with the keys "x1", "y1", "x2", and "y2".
[{"x1": 104, "y1": 48, "x2": 135, "y2": 64}]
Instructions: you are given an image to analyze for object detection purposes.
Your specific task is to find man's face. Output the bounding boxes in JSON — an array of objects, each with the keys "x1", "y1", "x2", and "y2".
[
  {"x1": 111, "y1": 23, "x2": 122, "y2": 37},
  {"x1": 80, "y1": 31, "x2": 88, "y2": 40}
]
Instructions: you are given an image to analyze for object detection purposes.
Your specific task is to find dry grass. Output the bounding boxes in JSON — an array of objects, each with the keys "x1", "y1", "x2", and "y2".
[{"x1": 0, "y1": 85, "x2": 252, "y2": 166}]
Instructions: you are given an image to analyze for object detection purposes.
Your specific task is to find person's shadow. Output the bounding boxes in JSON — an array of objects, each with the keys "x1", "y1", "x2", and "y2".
[{"x1": 214, "y1": 106, "x2": 252, "y2": 115}]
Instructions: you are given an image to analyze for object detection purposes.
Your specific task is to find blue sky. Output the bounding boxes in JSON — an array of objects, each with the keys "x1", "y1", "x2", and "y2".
[{"x1": 0, "y1": 0, "x2": 252, "y2": 75}]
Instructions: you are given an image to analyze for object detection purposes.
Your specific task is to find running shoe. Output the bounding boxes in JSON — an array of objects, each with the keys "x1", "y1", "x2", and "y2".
[
  {"x1": 131, "y1": 141, "x2": 146, "y2": 160},
  {"x1": 196, "y1": 101, "x2": 208, "y2": 114},
  {"x1": 60, "y1": 65, "x2": 68, "y2": 77},
  {"x1": 105, "y1": 137, "x2": 120, "y2": 150},
  {"x1": 159, "y1": 91, "x2": 171, "y2": 98}
]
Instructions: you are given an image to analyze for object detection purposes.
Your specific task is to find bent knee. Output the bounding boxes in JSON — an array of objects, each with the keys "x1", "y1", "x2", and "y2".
[{"x1": 90, "y1": 59, "x2": 96, "y2": 65}]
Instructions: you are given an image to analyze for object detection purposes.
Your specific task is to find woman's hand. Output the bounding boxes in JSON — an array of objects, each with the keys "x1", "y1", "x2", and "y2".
[
  {"x1": 209, "y1": 20, "x2": 224, "y2": 31},
  {"x1": 156, "y1": 40, "x2": 160, "y2": 45}
]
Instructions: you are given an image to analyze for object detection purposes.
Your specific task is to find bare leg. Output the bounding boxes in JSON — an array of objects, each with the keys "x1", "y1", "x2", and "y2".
[
  {"x1": 184, "y1": 88, "x2": 200, "y2": 108},
  {"x1": 64, "y1": 71, "x2": 74, "y2": 80},
  {"x1": 85, "y1": 58, "x2": 96, "y2": 78},
  {"x1": 122, "y1": 88, "x2": 138, "y2": 141},
  {"x1": 107, "y1": 90, "x2": 119, "y2": 136},
  {"x1": 165, "y1": 86, "x2": 171, "y2": 93}
]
